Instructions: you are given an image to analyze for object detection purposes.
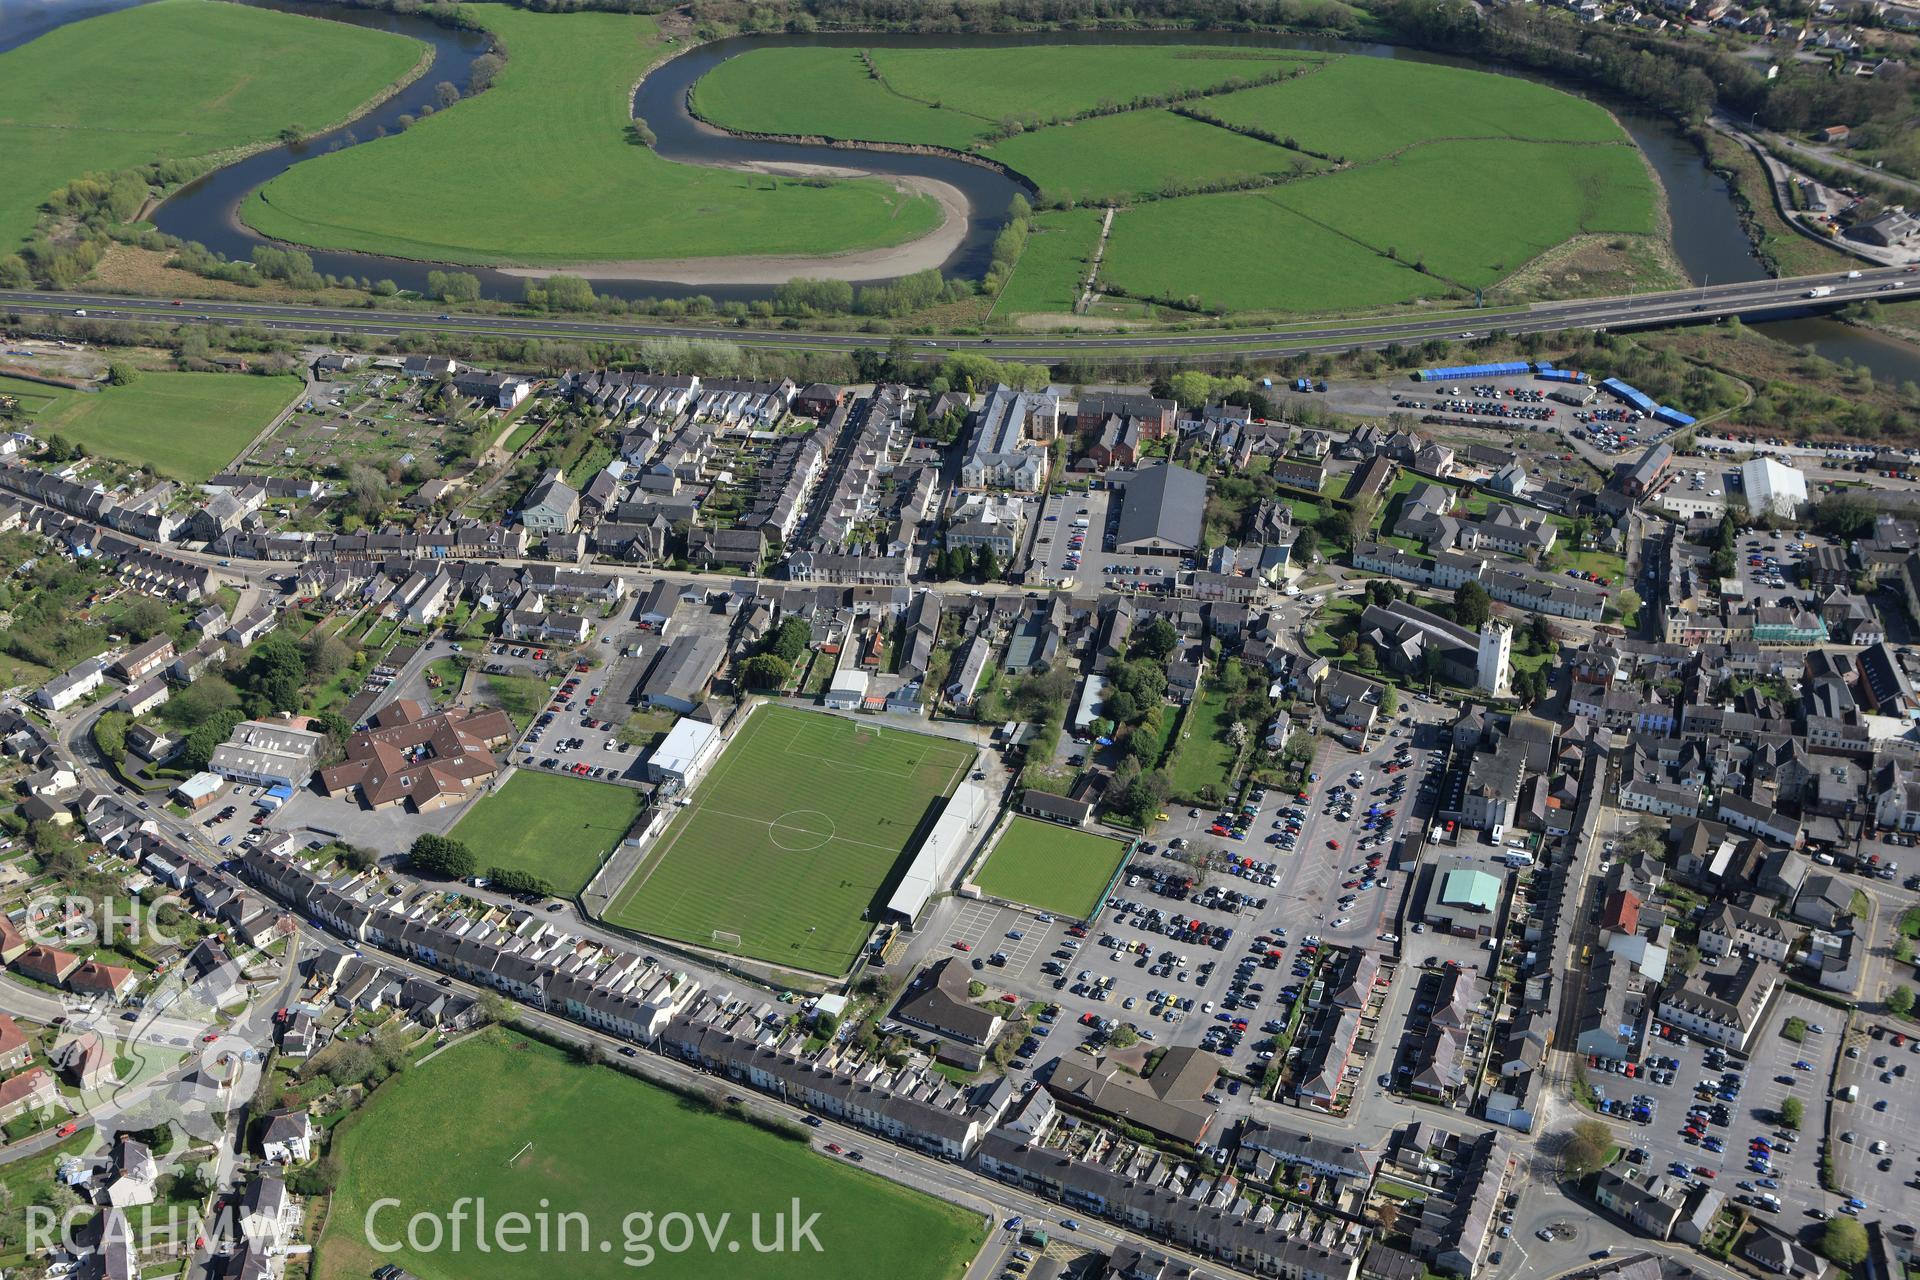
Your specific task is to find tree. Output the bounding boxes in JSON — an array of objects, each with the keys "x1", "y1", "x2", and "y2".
[
  {"x1": 180, "y1": 709, "x2": 247, "y2": 772},
  {"x1": 763, "y1": 617, "x2": 811, "y2": 664},
  {"x1": 1380, "y1": 684, "x2": 1399, "y2": 717},
  {"x1": 246, "y1": 633, "x2": 307, "y2": 716},
  {"x1": 739, "y1": 653, "x2": 791, "y2": 691},
  {"x1": 1819, "y1": 1217, "x2": 1869, "y2": 1268},
  {"x1": 1167, "y1": 370, "x2": 1215, "y2": 409},
  {"x1": 1454, "y1": 580, "x2": 1491, "y2": 631},
  {"x1": 975, "y1": 546, "x2": 1000, "y2": 583},
  {"x1": 1291, "y1": 526, "x2": 1319, "y2": 565},
  {"x1": 941, "y1": 547, "x2": 970, "y2": 580},
  {"x1": 1612, "y1": 588, "x2": 1642, "y2": 625},
  {"x1": 409, "y1": 834, "x2": 475, "y2": 881},
  {"x1": 1889, "y1": 986, "x2": 1916, "y2": 1017},
  {"x1": 118, "y1": 595, "x2": 170, "y2": 641},
  {"x1": 1133, "y1": 618, "x2": 1179, "y2": 662},
  {"x1": 1317, "y1": 508, "x2": 1353, "y2": 548},
  {"x1": 106, "y1": 362, "x2": 139, "y2": 387},
  {"x1": 346, "y1": 463, "x2": 391, "y2": 521},
  {"x1": 1779, "y1": 1095, "x2": 1803, "y2": 1129},
  {"x1": 304, "y1": 631, "x2": 350, "y2": 680},
  {"x1": 1561, "y1": 1119, "x2": 1614, "y2": 1177}
]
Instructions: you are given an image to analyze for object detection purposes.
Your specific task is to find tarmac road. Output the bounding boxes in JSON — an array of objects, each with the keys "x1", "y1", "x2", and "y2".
[{"x1": 4, "y1": 265, "x2": 1912, "y2": 359}]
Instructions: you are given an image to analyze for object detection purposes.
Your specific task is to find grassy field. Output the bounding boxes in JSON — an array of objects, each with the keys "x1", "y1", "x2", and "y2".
[
  {"x1": 690, "y1": 45, "x2": 1657, "y2": 318},
  {"x1": 245, "y1": 5, "x2": 941, "y2": 266},
  {"x1": 1101, "y1": 191, "x2": 1441, "y2": 314},
  {"x1": 452, "y1": 770, "x2": 643, "y2": 896},
  {"x1": 0, "y1": 0, "x2": 423, "y2": 250},
  {"x1": 974, "y1": 818, "x2": 1128, "y2": 918},
  {"x1": 993, "y1": 209, "x2": 1104, "y2": 317},
  {"x1": 1168, "y1": 686, "x2": 1243, "y2": 801},
  {"x1": 1265, "y1": 138, "x2": 1656, "y2": 288},
  {"x1": 316, "y1": 1030, "x2": 984, "y2": 1280},
  {"x1": 606, "y1": 705, "x2": 972, "y2": 974},
  {"x1": 485, "y1": 673, "x2": 551, "y2": 733},
  {"x1": 0, "y1": 372, "x2": 300, "y2": 482},
  {"x1": 985, "y1": 109, "x2": 1311, "y2": 204},
  {"x1": 1194, "y1": 56, "x2": 1628, "y2": 163},
  {"x1": 694, "y1": 44, "x2": 1321, "y2": 150}
]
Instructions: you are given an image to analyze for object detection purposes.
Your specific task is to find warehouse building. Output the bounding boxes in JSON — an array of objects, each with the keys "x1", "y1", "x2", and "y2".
[{"x1": 1112, "y1": 463, "x2": 1206, "y2": 554}]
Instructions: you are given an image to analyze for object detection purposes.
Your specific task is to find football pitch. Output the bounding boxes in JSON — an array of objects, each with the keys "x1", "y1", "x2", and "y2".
[{"x1": 605, "y1": 706, "x2": 974, "y2": 973}]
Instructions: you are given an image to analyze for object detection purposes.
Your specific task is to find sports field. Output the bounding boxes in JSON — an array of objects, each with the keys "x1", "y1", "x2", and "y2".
[
  {"x1": 0, "y1": 372, "x2": 301, "y2": 483},
  {"x1": 973, "y1": 818, "x2": 1129, "y2": 919},
  {"x1": 0, "y1": 0, "x2": 424, "y2": 250},
  {"x1": 243, "y1": 5, "x2": 942, "y2": 267},
  {"x1": 605, "y1": 706, "x2": 973, "y2": 973},
  {"x1": 689, "y1": 46, "x2": 1657, "y2": 318},
  {"x1": 452, "y1": 770, "x2": 644, "y2": 897},
  {"x1": 316, "y1": 1030, "x2": 984, "y2": 1280}
]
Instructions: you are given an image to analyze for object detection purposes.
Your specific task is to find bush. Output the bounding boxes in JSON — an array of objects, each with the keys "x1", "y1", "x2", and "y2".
[{"x1": 1779, "y1": 1095, "x2": 1803, "y2": 1129}]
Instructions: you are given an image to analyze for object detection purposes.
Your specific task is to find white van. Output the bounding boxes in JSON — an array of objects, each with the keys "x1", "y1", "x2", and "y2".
[{"x1": 1489, "y1": 824, "x2": 1505, "y2": 846}]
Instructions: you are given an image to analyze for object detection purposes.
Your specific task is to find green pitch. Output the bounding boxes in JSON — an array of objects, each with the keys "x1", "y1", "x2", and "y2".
[
  {"x1": 453, "y1": 770, "x2": 645, "y2": 897},
  {"x1": 973, "y1": 818, "x2": 1129, "y2": 919},
  {"x1": 316, "y1": 1030, "x2": 984, "y2": 1280},
  {"x1": 606, "y1": 706, "x2": 973, "y2": 973}
]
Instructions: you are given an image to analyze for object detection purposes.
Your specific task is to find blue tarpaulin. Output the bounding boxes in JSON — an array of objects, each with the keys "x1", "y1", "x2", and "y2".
[
  {"x1": 1652, "y1": 406, "x2": 1696, "y2": 428},
  {"x1": 1537, "y1": 369, "x2": 1588, "y2": 384}
]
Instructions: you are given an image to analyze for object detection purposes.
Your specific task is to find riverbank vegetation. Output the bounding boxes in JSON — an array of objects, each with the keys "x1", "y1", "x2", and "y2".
[
  {"x1": 0, "y1": 0, "x2": 424, "y2": 267},
  {"x1": 242, "y1": 5, "x2": 944, "y2": 267}
]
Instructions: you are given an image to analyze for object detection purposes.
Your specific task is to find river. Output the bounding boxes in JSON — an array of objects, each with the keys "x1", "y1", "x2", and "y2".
[{"x1": 10, "y1": 0, "x2": 1918, "y2": 376}]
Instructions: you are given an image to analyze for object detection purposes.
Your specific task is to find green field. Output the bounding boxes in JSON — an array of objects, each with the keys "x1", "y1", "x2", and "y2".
[
  {"x1": 694, "y1": 44, "x2": 1321, "y2": 150},
  {"x1": 0, "y1": 372, "x2": 300, "y2": 482},
  {"x1": 973, "y1": 818, "x2": 1128, "y2": 918},
  {"x1": 606, "y1": 705, "x2": 973, "y2": 973},
  {"x1": 1168, "y1": 686, "x2": 1244, "y2": 800},
  {"x1": 317, "y1": 1030, "x2": 984, "y2": 1280},
  {"x1": 1101, "y1": 191, "x2": 1439, "y2": 313},
  {"x1": 1262, "y1": 138, "x2": 1656, "y2": 288},
  {"x1": 244, "y1": 6, "x2": 942, "y2": 267},
  {"x1": 485, "y1": 673, "x2": 552, "y2": 733},
  {"x1": 985, "y1": 109, "x2": 1315, "y2": 204},
  {"x1": 1193, "y1": 56, "x2": 1629, "y2": 162},
  {"x1": 993, "y1": 209, "x2": 1104, "y2": 317},
  {"x1": 689, "y1": 45, "x2": 1655, "y2": 317},
  {"x1": 453, "y1": 770, "x2": 644, "y2": 896},
  {"x1": 0, "y1": 0, "x2": 423, "y2": 250}
]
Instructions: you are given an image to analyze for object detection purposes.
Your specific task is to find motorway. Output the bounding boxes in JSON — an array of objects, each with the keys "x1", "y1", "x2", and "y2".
[{"x1": 3, "y1": 265, "x2": 1914, "y2": 359}]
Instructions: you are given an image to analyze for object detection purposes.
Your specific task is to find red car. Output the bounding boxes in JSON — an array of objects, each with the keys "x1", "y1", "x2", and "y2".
[
  {"x1": 55, "y1": 1121, "x2": 77, "y2": 1137},
  {"x1": 827, "y1": 1143, "x2": 843, "y2": 1153},
  {"x1": 1693, "y1": 1167, "x2": 1716, "y2": 1179},
  {"x1": 1328, "y1": 839, "x2": 1340, "y2": 850},
  {"x1": 952, "y1": 941, "x2": 972, "y2": 952}
]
